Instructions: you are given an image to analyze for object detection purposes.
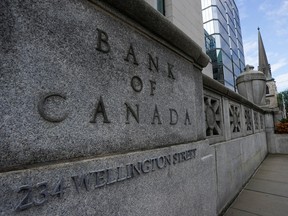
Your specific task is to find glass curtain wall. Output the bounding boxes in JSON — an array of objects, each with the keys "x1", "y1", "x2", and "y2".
[{"x1": 202, "y1": 0, "x2": 245, "y2": 91}]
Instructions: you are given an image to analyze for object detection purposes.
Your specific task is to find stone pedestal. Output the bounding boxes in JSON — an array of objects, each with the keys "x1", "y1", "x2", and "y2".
[{"x1": 236, "y1": 65, "x2": 266, "y2": 105}]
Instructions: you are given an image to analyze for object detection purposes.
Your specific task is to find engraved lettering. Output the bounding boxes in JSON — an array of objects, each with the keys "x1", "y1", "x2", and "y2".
[
  {"x1": 189, "y1": 149, "x2": 196, "y2": 159},
  {"x1": 172, "y1": 149, "x2": 196, "y2": 165},
  {"x1": 96, "y1": 28, "x2": 110, "y2": 53},
  {"x1": 107, "y1": 168, "x2": 117, "y2": 185},
  {"x1": 156, "y1": 156, "x2": 166, "y2": 169},
  {"x1": 95, "y1": 170, "x2": 106, "y2": 188},
  {"x1": 12, "y1": 149, "x2": 198, "y2": 211},
  {"x1": 169, "y1": 109, "x2": 178, "y2": 125},
  {"x1": 125, "y1": 103, "x2": 139, "y2": 124},
  {"x1": 186, "y1": 149, "x2": 194, "y2": 160},
  {"x1": 164, "y1": 155, "x2": 171, "y2": 165},
  {"x1": 15, "y1": 185, "x2": 33, "y2": 211},
  {"x1": 34, "y1": 182, "x2": 48, "y2": 206},
  {"x1": 51, "y1": 178, "x2": 64, "y2": 198},
  {"x1": 124, "y1": 44, "x2": 138, "y2": 65},
  {"x1": 72, "y1": 174, "x2": 90, "y2": 193},
  {"x1": 131, "y1": 76, "x2": 143, "y2": 92},
  {"x1": 38, "y1": 93, "x2": 68, "y2": 123},
  {"x1": 148, "y1": 53, "x2": 159, "y2": 72},
  {"x1": 90, "y1": 96, "x2": 111, "y2": 123},
  {"x1": 167, "y1": 63, "x2": 175, "y2": 80},
  {"x1": 126, "y1": 164, "x2": 133, "y2": 179},
  {"x1": 185, "y1": 149, "x2": 196, "y2": 160},
  {"x1": 151, "y1": 158, "x2": 157, "y2": 171},
  {"x1": 141, "y1": 159, "x2": 152, "y2": 173},
  {"x1": 173, "y1": 153, "x2": 179, "y2": 165},
  {"x1": 117, "y1": 166, "x2": 128, "y2": 182},
  {"x1": 131, "y1": 162, "x2": 141, "y2": 177},
  {"x1": 15, "y1": 180, "x2": 66, "y2": 212},
  {"x1": 180, "y1": 152, "x2": 186, "y2": 161},
  {"x1": 151, "y1": 105, "x2": 162, "y2": 124},
  {"x1": 149, "y1": 80, "x2": 156, "y2": 96},
  {"x1": 184, "y1": 109, "x2": 192, "y2": 125}
]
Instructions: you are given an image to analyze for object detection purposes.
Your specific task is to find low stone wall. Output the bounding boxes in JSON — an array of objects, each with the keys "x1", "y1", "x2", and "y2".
[
  {"x1": 269, "y1": 134, "x2": 288, "y2": 154},
  {"x1": 214, "y1": 132, "x2": 267, "y2": 213},
  {"x1": 203, "y1": 75, "x2": 268, "y2": 214}
]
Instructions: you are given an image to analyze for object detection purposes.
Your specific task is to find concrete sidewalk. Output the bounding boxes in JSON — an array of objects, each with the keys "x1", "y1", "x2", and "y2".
[{"x1": 224, "y1": 154, "x2": 288, "y2": 216}]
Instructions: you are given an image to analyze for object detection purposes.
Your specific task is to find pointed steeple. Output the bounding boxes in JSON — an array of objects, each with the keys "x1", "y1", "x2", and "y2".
[{"x1": 258, "y1": 28, "x2": 272, "y2": 80}]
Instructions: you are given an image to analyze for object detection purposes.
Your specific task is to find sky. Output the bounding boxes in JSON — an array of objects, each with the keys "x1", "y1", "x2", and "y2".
[{"x1": 236, "y1": 0, "x2": 288, "y2": 92}]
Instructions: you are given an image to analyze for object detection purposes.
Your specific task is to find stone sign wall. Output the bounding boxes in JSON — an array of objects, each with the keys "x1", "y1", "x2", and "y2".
[
  {"x1": 0, "y1": 0, "x2": 217, "y2": 215},
  {"x1": 0, "y1": 141, "x2": 216, "y2": 216},
  {"x1": 0, "y1": 0, "x2": 270, "y2": 215},
  {"x1": 0, "y1": 0, "x2": 207, "y2": 171}
]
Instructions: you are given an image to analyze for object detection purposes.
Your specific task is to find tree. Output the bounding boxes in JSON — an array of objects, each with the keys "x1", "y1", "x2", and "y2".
[{"x1": 278, "y1": 89, "x2": 288, "y2": 118}]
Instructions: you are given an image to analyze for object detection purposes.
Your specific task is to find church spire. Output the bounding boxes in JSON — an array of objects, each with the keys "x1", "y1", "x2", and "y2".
[{"x1": 258, "y1": 28, "x2": 272, "y2": 80}]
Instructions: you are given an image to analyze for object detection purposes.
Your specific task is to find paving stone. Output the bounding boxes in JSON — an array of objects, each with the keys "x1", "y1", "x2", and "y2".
[
  {"x1": 231, "y1": 190, "x2": 288, "y2": 216},
  {"x1": 246, "y1": 179, "x2": 288, "y2": 198},
  {"x1": 224, "y1": 208, "x2": 259, "y2": 216},
  {"x1": 259, "y1": 163, "x2": 288, "y2": 173},
  {"x1": 262, "y1": 155, "x2": 288, "y2": 166},
  {"x1": 253, "y1": 170, "x2": 288, "y2": 184}
]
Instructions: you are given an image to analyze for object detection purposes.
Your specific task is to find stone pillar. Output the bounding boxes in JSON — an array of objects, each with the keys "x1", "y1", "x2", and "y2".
[{"x1": 265, "y1": 112, "x2": 275, "y2": 153}]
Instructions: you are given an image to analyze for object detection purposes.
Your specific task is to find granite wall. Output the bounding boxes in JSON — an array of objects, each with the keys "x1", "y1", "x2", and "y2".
[
  {"x1": 0, "y1": 0, "x2": 217, "y2": 215},
  {"x1": 268, "y1": 134, "x2": 288, "y2": 154},
  {"x1": 0, "y1": 0, "x2": 268, "y2": 215},
  {"x1": 203, "y1": 75, "x2": 268, "y2": 214}
]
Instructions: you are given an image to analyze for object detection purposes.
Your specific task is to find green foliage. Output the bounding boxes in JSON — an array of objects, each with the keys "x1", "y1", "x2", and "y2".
[
  {"x1": 278, "y1": 89, "x2": 288, "y2": 117},
  {"x1": 280, "y1": 118, "x2": 288, "y2": 123}
]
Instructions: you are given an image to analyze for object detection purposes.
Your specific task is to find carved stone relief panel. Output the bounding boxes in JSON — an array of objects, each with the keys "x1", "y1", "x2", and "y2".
[
  {"x1": 229, "y1": 103, "x2": 241, "y2": 133},
  {"x1": 260, "y1": 113, "x2": 264, "y2": 130},
  {"x1": 244, "y1": 108, "x2": 252, "y2": 132},
  {"x1": 204, "y1": 96, "x2": 222, "y2": 137},
  {"x1": 254, "y1": 111, "x2": 259, "y2": 130}
]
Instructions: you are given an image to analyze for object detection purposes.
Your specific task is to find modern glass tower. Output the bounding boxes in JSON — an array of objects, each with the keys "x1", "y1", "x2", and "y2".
[{"x1": 201, "y1": 0, "x2": 245, "y2": 91}]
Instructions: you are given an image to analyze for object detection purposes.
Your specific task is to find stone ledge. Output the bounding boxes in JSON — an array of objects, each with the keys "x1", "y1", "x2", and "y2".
[{"x1": 203, "y1": 74, "x2": 265, "y2": 113}]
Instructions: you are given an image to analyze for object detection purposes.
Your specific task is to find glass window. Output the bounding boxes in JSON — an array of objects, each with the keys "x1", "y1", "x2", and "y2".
[
  {"x1": 233, "y1": 63, "x2": 241, "y2": 76},
  {"x1": 222, "y1": 53, "x2": 233, "y2": 71},
  {"x1": 266, "y1": 85, "x2": 270, "y2": 94},
  {"x1": 211, "y1": 34, "x2": 230, "y2": 52},
  {"x1": 239, "y1": 60, "x2": 245, "y2": 70},
  {"x1": 238, "y1": 49, "x2": 245, "y2": 64},
  {"x1": 218, "y1": 0, "x2": 226, "y2": 13},
  {"x1": 202, "y1": 7, "x2": 213, "y2": 23},
  {"x1": 225, "y1": 81, "x2": 235, "y2": 91},
  {"x1": 201, "y1": 0, "x2": 213, "y2": 9},
  {"x1": 229, "y1": 38, "x2": 238, "y2": 54},
  {"x1": 214, "y1": 49, "x2": 233, "y2": 72},
  {"x1": 223, "y1": 68, "x2": 234, "y2": 85},
  {"x1": 157, "y1": 0, "x2": 165, "y2": 15},
  {"x1": 204, "y1": 22, "x2": 215, "y2": 34}
]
